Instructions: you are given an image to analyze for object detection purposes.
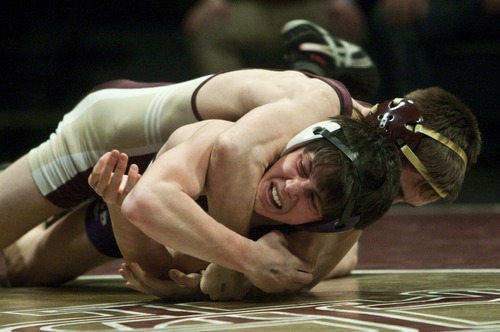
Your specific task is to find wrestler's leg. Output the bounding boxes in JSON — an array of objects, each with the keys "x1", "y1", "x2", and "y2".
[
  {"x1": 3, "y1": 202, "x2": 115, "y2": 286},
  {"x1": 0, "y1": 154, "x2": 65, "y2": 249},
  {"x1": 0, "y1": 77, "x2": 205, "y2": 251}
]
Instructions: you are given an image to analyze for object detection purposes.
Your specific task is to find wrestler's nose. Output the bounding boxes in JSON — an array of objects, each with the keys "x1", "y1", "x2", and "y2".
[{"x1": 285, "y1": 178, "x2": 312, "y2": 198}]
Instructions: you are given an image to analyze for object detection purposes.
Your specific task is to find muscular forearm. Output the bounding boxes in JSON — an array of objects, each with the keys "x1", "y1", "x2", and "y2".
[
  {"x1": 284, "y1": 230, "x2": 362, "y2": 290},
  {"x1": 307, "y1": 231, "x2": 361, "y2": 289},
  {"x1": 325, "y1": 242, "x2": 359, "y2": 279},
  {"x1": 121, "y1": 185, "x2": 255, "y2": 276},
  {"x1": 108, "y1": 204, "x2": 173, "y2": 279}
]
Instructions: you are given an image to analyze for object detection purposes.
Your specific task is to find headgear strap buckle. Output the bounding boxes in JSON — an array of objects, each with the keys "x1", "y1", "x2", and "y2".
[{"x1": 367, "y1": 98, "x2": 424, "y2": 150}]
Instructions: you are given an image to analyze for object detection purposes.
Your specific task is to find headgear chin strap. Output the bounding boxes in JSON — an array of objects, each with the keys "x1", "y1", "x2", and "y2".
[
  {"x1": 367, "y1": 98, "x2": 467, "y2": 198},
  {"x1": 281, "y1": 120, "x2": 364, "y2": 233}
]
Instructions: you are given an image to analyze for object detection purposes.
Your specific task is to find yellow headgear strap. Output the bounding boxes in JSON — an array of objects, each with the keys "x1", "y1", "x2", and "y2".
[
  {"x1": 402, "y1": 124, "x2": 467, "y2": 198},
  {"x1": 414, "y1": 124, "x2": 468, "y2": 166}
]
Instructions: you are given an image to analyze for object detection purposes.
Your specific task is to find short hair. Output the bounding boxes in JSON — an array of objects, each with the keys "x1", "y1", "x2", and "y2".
[
  {"x1": 303, "y1": 116, "x2": 401, "y2": 229},
  {"x1": 405, "y1": 87, "x2": 482, "y2": 201}
]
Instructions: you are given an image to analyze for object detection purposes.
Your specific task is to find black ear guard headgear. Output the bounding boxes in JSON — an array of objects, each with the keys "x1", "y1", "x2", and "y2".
[
  {"x1": 281, "y1": 120, "x2": 367, "y2": 233},
  {"x1": 367, "y1": 98, "x2": 468, "y2": 198}
]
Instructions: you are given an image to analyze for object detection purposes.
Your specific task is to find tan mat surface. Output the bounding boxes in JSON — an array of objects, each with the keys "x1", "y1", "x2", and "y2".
[{"x1": 1, "y1": 270, "x2": 499, "y2": 331}]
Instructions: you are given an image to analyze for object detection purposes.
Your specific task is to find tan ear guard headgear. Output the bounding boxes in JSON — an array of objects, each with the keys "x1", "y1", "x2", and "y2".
[{"x1": 367, "y1": 98, "x2": 467, "y2": 198}]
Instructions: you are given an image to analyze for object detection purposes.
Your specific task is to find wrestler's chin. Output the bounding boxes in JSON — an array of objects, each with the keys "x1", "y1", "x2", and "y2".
[{"x1": 253, "y1": 197, "x2": 272, "y2": 220}]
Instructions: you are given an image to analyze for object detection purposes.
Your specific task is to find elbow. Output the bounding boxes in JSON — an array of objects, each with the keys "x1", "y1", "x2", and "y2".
[{"x1": 121, "y1": 189, "x2": 154, "y2": 228}]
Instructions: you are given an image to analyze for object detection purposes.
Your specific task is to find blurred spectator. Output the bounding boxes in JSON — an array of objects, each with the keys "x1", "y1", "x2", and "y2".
[
  {"x1": 365, "y1": 0, "x2": 500, "y2": 99},
  {"x1": 183, "y1": 0, "x2": 498, "y2": 104},
  {"x1": 182, "y1": 0, "x2": 368, "y2": 76},
  {"x1": 361, "y1": 0, "x2": 499, "y2": 164}
]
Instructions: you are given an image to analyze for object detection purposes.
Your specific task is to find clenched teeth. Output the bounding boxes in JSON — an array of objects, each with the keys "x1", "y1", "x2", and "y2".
[{"x1": 272, "y1": 185, "x2": 282, "y2": 208}]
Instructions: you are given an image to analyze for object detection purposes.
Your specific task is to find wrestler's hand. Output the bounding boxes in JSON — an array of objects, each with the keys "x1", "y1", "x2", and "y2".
[
  {"x1": 245, "y1": 231, "x2": 314, "y2": 294},
  {"x1": 119, "y1": 262, "x2": 202, "y2": 300},
  {"x1": 88, "y1": 149, "x2": 141, "y2": 207},
  {"x1": 199, "y1": 263, "x2": 252, "y2": 301}
]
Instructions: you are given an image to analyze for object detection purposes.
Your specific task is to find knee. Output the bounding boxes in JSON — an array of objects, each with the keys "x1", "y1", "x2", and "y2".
[
  {"x1": 6, "y1": 263, "x2": 73, "y2": 287},
  {"x1": 3, "y1": 243, "x2": 69, "y2": 287},
  {"x1": 3, "y1": 246, "x2": 37, "y2": 286}
]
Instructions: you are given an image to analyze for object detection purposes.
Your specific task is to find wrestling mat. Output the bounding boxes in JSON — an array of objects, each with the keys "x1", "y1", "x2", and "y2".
[
  {"x1": 1, "y1": 270, "x2": 499, "y2": 331},
  {"x1": 1, "y1": 204, "x2": 499, "y2": 331}
]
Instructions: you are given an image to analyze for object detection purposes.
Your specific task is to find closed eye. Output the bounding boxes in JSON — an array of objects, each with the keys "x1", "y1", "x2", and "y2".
[
  {"x1": 298, "y1": 158, "x2": 307, "y2": 178},
  {"x1": 302, "y1": 154, "x2": 323, "y2": 216},
  {"x1": 298, "y1": 153, "x2": 314, "y2": 178}
]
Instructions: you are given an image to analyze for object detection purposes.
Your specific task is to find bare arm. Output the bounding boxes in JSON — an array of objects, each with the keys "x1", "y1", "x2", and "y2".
[
  {"x1": 120, "y1": 120, "x2": 314, "y2": 293},
  {"x1": 89, "y1": 151, "x2": 174, "y2": 279},
  {"x1": 325, "y1": 242, "x2": 359, "y2": 279},
  {"x1": 280, "y1": 229, "x2": 362, "y2": 290}
]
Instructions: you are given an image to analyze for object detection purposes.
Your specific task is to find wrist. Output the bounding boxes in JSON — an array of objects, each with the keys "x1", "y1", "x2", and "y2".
[{"x1": 232, "y1": 238, "x2": 259, "y2": 276}]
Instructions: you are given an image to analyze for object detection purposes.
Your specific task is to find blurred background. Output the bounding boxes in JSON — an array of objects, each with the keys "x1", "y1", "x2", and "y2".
[{"x1": 1, "y1": 0, "x2": 499, "y2": 204}]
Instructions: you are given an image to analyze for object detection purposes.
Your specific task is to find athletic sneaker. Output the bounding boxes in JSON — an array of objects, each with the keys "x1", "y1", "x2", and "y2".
[{"x1": 281, "y1": 19, "x2": 379, "y2": 101}]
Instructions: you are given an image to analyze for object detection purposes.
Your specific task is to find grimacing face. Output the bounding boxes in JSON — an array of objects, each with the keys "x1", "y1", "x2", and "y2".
[
  {"x1": 254, "y1": 148, "x2": 324, "y2": 224},
  {"x1": 254, "y1": 146, "x2": 438, "y2": 226}
]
